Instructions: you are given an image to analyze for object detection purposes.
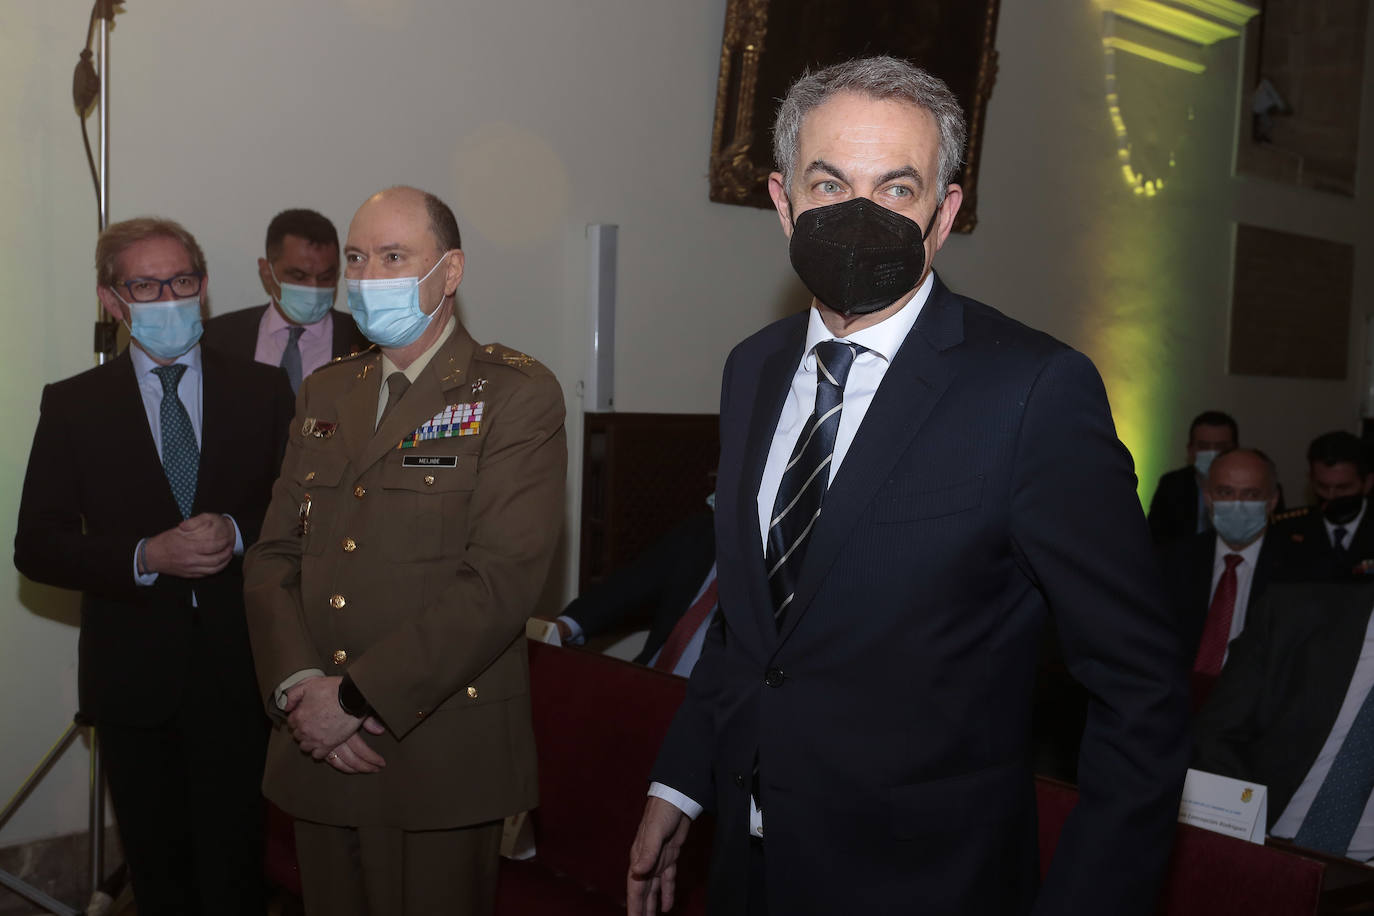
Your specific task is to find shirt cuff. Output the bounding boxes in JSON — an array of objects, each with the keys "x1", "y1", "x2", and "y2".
[
  {"x1": 557, "y1": 615, "x2": 586, "y2": 646},
  {"x1": 224, "y1": 515, "x2": 244, "y2": 556},
  {"x1": 133, "y1": 538, "x2": 158, "y2": 586},
  {"x1": 648, "y1": 782, "x2": 701, "y2": 820},
  {"x1": 274, "y1": 668, "x2": 326, "y2": 711}
]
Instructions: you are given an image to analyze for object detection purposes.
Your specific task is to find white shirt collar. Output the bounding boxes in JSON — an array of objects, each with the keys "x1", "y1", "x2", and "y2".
[
  {"x1": 1214, "y1": 530, "x2": 1265, "y2": 568},
  {"x1": 129, "y1": 340, "x2": 202, "y2": 379},
  {"x1": 802, "y1": 271, "x2": 934, "y2": 367}
]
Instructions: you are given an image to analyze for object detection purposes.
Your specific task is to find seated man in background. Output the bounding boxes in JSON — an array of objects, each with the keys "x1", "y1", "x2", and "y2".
[
  {"x1": 1194, "y1": 580, "x2": 1374, "y2": 864},
  {"x1": 1159, "y1": 448, "x2": 1282, "y2": 677},
  {"x1": 14, "y1": 217, "x2": 294, "y2": 913},
  {"x1": 201, "y1": 207, "x2": 367, "y2": 393},
  {"x1": 1272, "y1": 431, "x2": 1374, "y2": 582},
  {"x1": 547, "y1": 507, "x2": 715, "y2": 676},
  {"x1": 1147, "y1": 410, "x2": 1238, "y2": 545}
]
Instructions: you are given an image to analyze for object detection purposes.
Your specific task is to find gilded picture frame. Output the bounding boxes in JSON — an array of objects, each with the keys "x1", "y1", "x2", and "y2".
[{"x1": 708, "y1": 0, "x2": 1002, "y2": 233}]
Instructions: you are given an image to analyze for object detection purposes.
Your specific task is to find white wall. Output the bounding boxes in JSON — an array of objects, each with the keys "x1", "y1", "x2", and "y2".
[{"x1": 2, "y1": 0, "x2": 1369, "y2": 845}]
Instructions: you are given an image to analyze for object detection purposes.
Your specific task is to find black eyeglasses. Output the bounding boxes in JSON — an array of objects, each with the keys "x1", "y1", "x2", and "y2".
[{"x1": 118, "y1": 272, "x2": 204, "y2": 303}]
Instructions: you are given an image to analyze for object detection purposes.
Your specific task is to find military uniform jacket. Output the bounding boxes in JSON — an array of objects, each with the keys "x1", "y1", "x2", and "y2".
[{"x1": 244, "y1": 324, "x2": 566, "y2": 830}]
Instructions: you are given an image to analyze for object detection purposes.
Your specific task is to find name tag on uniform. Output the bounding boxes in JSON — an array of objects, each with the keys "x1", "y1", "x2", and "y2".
[{"x1": 402, "y1": 455, "x2": 458, "y2": 468}]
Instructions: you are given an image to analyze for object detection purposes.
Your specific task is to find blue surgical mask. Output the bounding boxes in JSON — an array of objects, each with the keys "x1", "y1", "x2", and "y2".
[
  {"x1": 345, "y1": 254, "x2": 450, "y2": 348},
  {"x1": 1194, "y1": 450, "x2": 1220, "y2": 477},
  {"x1": 270, "y1": 264, "x2": 336, "y2": 325},
  {"x1": 1211, "y1": 500, "x2": 1268, "y2": 547},
  {"x1": 121, "y1": 294, "x2": 203, "y2": 360}
]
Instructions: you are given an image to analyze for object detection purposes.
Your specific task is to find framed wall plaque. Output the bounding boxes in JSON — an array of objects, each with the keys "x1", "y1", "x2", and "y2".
[{"x1": 708, "y1": 0, "x2": 1002, "y2": 232}]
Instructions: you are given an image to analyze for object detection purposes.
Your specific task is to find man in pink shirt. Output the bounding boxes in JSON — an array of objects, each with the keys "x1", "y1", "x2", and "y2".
[{"x1": 203, "y1": 208, "x2": 367, "y2": 392}]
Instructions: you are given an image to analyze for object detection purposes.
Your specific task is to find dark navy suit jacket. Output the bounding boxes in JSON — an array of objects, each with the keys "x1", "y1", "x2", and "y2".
[{"x1": 652, "y1": 276, "x2": 1190, "y2": 915}]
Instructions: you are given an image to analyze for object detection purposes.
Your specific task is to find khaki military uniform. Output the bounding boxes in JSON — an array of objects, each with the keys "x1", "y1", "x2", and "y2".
[{"x1": 244, "y1": 323, "x2": 565, "y2": 834}]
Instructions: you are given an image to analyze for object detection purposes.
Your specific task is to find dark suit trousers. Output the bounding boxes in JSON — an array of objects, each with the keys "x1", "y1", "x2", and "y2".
[
  {"x1": 294, "y1": 818, "x2": 503, "y2": 915},
  {"x1": 97, "y1": 612, "x2": 268, "y2": 916}
]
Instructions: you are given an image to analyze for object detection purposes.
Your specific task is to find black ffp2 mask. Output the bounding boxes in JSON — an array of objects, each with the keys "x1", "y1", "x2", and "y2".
[
  {"x1": 788, "y1": 196, "x2": 940, "y2": 317},
  {"x1": 1322, "y1": 494, "x2": 1365, "y2": 525}
]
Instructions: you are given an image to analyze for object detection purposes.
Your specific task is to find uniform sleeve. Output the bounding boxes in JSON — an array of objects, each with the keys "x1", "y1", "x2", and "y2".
[
  {"x1": 346, "y1": 370, "x2": 567, "y2": 738},
  {"x1": 1011, "y1": 349, "x2": 1191, "y2": 916}
]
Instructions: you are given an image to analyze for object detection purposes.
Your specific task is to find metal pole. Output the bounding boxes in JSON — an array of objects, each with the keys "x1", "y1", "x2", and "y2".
[
  {"x1": 88, "y1": 727, "x2": 104, "y2": 904},
  {"x1": 96, "y1": 12, "x2": 111, "y2": 364},
  {"x1": 91, "y1": 12, "x2": 110, "y2": 894}
]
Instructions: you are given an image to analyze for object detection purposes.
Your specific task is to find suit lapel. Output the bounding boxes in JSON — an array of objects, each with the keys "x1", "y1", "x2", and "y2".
[
  {"x1": 776, "y1": 279, "x2": 964, "y2": 647},
  {"x1": 111, "y1": 351, "x2": 184, "y2": 523},
  {"x1": 194, "y1": 347, "x2": 234, "y2": 514},
  {"x1": 738, "y1": 320, "x2": 806, "y2": 650},
  {"x1": 337, "y1": 352, "x2": 384, "y2": 469},
  {"x1": 1296, "y1": 591, "x2": 1373, "y2": 756}
]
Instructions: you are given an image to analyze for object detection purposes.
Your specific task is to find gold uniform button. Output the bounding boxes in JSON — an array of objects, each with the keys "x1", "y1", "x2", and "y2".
[
  {"x1": 416, "y1": 710, "x2": 426, "y2": 719},
  {"x1": 466, "y1": 686, "x2": 478, "y2": 699},
  {"x1": 330, "y1": 594, "x2": 346, "y2": 609},
  {"x1": 342, "y1": 537, "x2": 356, "y2": 552},
  {"x1": 305, "y1": 470, "x2": 317, "y2": 482},
  {"x1": 354, "y1": 486, "x2": 366, "y2": 498},
  {"x1": 424, "y1": 475, "x2": 435, "y2": 486},
  {"x1": 332, "y1": 649, "x2": 347, "y2": 665}
]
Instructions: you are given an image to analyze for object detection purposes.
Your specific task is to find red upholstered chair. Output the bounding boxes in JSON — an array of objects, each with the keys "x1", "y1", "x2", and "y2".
[
  {"x1": 263, "y1": 800, "x2": 302, "y2": 898},
  {"x1": 1034, "y1": 776, "x2": 1324, "y2": 916},
  {"x1": 496, "y1": 640, "x2": 712, "y2": 914}
]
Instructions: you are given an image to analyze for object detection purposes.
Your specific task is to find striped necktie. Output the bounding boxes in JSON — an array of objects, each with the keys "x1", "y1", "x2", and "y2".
[{"x1": 765, "y1": 339, "x2": 862, "y2": 628}]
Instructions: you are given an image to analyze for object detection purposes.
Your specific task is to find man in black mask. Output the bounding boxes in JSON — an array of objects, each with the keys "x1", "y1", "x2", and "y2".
[
  {"x1": 627, "y1": 56, "x2": 1189, "y2": 916},
  {"x1": 1272, "y1": 431, "x2": 1374, "y2": 581}
]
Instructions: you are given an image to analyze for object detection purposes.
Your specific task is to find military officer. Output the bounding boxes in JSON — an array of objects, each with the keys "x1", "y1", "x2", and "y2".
[{"x1": 244, "y1": 186, "x2": 566, "y2": 915}]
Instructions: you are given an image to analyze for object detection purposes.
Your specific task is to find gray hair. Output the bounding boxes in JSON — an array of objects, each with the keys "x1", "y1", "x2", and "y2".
[{"x1": 773, "y1": 56, "x2": 967, "y2": 204}]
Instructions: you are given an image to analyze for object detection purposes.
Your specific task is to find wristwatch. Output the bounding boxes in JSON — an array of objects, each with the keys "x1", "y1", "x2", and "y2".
[{"x1": 337, "y1": 674, "x2": 372, "y2": 719}]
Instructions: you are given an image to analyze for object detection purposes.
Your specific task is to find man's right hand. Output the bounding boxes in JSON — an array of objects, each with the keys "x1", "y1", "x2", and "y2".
[
  {"x1": 142, "y1": 513, "x2": 235, "y2": 578},
  {"x1": 628, "y1": 796, "x2": 692, "y2": 916}
]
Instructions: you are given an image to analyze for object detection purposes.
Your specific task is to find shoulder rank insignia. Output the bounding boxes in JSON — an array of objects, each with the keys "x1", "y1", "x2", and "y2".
[
  {"x1": 1272, "y1": 506, "x2": 1311, "y2": 522},
  {"x1": 502, "y1": 351, "x2": 535, "y2": 368},
  {"x1": 397, "y1": 401, "x2": 484, "y2": 449},
  {"x1": 301, "y1": 418, "x2": 338, "y2": 439}
]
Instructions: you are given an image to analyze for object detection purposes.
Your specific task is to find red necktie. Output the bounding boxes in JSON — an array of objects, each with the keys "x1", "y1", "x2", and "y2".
[
  {"x1": 1194, "y1": 553, "x2": 1243, "y2": 676},
  {"x1": 653, "y1": 575, "x2": 719, "y2": 674}
]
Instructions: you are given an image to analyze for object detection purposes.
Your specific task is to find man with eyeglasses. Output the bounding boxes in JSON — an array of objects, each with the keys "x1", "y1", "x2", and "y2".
[
  {"x1": 244, "y1": 186, "x2": 565, "y2": 914},
  {"x1": 202, "y1": 208, "x2": 367, "y2": 393},
  {"x1": 14, "y1": 217, "x2": 294, "y2": 914}
]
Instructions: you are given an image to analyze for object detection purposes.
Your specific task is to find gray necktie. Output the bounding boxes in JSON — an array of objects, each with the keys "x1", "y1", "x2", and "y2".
[
  {"x1": 280, "y1": 326, "x2": 306, "y2": 394},
  {"x1": 151, "y1": 364, "x2": 199, "y2": 519}
]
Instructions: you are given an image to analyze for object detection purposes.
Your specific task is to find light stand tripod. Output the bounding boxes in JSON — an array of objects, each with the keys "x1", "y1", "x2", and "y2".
[{"x1": 0, "y1": 4, "x2": 127, "y2": 914}]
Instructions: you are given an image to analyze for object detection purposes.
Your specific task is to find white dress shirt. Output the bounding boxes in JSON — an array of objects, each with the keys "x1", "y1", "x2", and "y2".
[
  {"x1": 1270, "y1": 609, "x2": 1374, "y2": 862},
  {"x1": 127, "y1": 343, "x2": 244, "y2": 586},
  {"x1": 1210, "y1": 532, "x2": 1266, "y2": 665},
  {"x1": 650, "y1": 274, "x2": 934, "y2": 830}
]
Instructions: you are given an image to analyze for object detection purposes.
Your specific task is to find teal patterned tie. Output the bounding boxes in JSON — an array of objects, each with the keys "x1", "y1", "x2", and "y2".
[
  {"x1": 1293, "y1": 680, "x2": 1374, "y2": 856},
  {"x1": 152, "y1": 364, "x2": 199, "y2": 519}
]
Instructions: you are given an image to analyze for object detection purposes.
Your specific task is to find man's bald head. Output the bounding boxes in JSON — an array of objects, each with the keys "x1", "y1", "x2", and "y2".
[
  {"x1": 357, "y1": 186, "x2": 462, "y2": 255},
  {"x1": 1206, "y1": 448, "x2": 1278, "y2": 504}
]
